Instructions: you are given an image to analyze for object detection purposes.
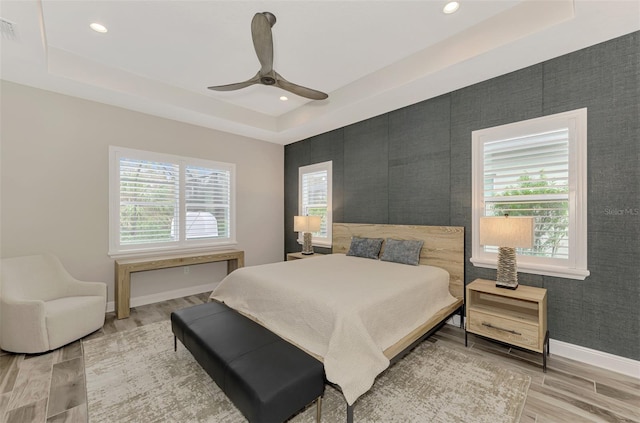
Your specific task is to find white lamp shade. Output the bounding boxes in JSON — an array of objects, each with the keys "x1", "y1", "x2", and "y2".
[
  {"x1": 479, "y1": 216, "x2": 534, "y2": 248},
  {"x1": 294, "y1": 215, "x2": 322, "y2": 232}
]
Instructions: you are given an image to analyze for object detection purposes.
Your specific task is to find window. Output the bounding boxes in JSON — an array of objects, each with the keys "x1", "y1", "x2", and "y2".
[
  {"x1": 298, "y1": 161, "x2": 332, "y2": 247},
  {"x1": 109, "y1": 146, "x2": 235, "y2": 257},
  {"x1": 471, "y1": 108, "x2": 589, "y2": 280}
]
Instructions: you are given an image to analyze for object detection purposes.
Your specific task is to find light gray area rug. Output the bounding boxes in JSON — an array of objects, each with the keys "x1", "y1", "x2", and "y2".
[{"x1": 84, "y1": 321, "x2": 530, "y2": 423}]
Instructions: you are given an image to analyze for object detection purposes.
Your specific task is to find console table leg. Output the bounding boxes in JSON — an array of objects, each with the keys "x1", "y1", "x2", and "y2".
[
  {"x1": 227, "y1": 258, "x2": 238, "y2": 273},
  {"x1": 115, "y1": 268, "x2": 131, "y2": 319}
]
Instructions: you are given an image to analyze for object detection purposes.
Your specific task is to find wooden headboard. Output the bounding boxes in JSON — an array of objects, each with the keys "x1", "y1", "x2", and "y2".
[{"x1": 332, "y1": 223, "x2": 465, "y2": 300}]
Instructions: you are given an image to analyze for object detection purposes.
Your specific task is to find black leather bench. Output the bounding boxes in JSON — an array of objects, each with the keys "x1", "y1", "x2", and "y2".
[{"x1": 171, "y1": 301, "x2": 325, "y2": 423}]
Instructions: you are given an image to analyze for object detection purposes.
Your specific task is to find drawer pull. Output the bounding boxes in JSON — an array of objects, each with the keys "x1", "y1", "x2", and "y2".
[{"x1": 482, "y1": 322, "x2": 521, "y2": 336}]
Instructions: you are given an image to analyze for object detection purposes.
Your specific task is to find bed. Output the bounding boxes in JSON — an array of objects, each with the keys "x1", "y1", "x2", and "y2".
[{"x1": 210, "y1": 223, "x2": 464, "y2": 419}]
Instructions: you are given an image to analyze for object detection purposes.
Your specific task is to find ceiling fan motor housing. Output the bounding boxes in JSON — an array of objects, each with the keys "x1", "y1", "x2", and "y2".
[{"x1": 260, "y1": 76, "x2": 276, "y2": 85}]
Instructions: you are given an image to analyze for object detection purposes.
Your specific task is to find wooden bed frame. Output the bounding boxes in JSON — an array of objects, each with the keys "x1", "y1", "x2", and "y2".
[
  {"x1": 332, "y1": 223, "x2": 465, "y2": 422},
  {"x1": 332, "y1": 223, "x2": 464, "y2": 358}
]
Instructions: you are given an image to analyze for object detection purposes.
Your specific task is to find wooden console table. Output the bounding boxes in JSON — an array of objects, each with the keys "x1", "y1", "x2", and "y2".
[{"x1": 114, "y1": 249, "x2": 244, "y2": 319}]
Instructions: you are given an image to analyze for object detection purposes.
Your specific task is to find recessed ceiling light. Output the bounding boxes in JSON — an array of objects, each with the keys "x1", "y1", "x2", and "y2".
[
  {"x1": 443, "y1": 1, "x2": 460, "y2": 14},
  {"x1": 90, "y1": 22, "x2": 108, "y2": 33},
  {"x1": 280, "y1": 96, "x2": 288, "y2": 101}
]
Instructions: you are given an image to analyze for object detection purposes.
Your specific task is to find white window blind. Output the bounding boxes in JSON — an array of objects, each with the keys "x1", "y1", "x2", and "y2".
[
  {"x1": 299, "y1": 161, "x2": 332, "y2": 246},
  {"x1": 119, "y1": 158, "x2": 179, "y2": 245},
  {"x1": 185, "y1": 166, "x2": 231, "y2": 239},
  {"x1": 483, "y1": 129, "x2": 570, "y2": 259},
  {"x1": 471, "y1": 108, "x2": 589, "y2": 280},
  {"x1": 110, "y1": 147, "x2": 236, "y2": 257}
]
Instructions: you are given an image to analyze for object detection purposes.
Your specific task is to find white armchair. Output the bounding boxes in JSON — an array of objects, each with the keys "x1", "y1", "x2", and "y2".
[{"x1": 1, "y1": 253, "x2": 106, "y2": 353}]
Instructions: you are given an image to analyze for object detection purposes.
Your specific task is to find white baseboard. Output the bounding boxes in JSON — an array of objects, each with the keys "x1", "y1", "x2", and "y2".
[
  {"x1": 549, "y1": 338, "x2": 640, "y2": 380},
  {"x1": 447, "y1": 319, "x2": 639, "y2": 380},
  {"x1": 106, "y1": 282, "x2": 216, "y2": 313}
]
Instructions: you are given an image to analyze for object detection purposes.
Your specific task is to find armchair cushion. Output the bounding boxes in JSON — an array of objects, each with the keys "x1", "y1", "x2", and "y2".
[
  {"x1": 46, "y1": 295, "x2": 106, "y2": 350},
  {"x1": 1, "y1": 254, "x2": 107, "y2": 353}
]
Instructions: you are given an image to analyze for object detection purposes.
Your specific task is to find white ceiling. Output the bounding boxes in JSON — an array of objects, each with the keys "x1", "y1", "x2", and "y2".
[{"x1": 1, "y1": 1, "x2": 638, "y2": 145}]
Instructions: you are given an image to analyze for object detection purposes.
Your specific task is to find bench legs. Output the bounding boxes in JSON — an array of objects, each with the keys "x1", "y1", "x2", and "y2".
[{"x1": 316, "y1": 396, "x2": 322, "y2": 423}]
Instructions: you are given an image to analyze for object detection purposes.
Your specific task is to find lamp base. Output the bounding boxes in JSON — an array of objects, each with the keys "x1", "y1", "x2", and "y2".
[
  {"x1": 496, "y1": 246, "x2": 518, "y2": 290},
  {"x1": 301, "y1": 232, "x2": 314, "y2": 255}
]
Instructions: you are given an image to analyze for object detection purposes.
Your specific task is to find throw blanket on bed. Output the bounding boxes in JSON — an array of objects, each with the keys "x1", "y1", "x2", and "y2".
[{"x1": 210, "y1": 254, "x2": 457, "y2": 405}]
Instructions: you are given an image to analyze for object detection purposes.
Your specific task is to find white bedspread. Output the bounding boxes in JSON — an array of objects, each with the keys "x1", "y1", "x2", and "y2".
[{"x1": 210, "y1": 254, "x2": 457, "y2": 405}]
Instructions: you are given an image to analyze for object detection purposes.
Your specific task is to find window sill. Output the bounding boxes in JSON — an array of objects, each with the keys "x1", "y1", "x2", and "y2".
[{"x1": 470, "y1": 257, "x2": 590, "y2": 280}]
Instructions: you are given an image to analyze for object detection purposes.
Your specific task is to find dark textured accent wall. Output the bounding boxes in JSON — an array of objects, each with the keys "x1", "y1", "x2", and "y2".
[{"x1": 284, "y1": 32, "x2": 640, "y2": 360}]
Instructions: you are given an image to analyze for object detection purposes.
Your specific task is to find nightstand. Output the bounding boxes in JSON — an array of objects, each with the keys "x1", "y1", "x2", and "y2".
[
  {"x1": 286, "y1": 252, "x2": 326, "y2": 261},
  {"x1": 465, "y1": 278, "x2": 550, "y2": 371}
]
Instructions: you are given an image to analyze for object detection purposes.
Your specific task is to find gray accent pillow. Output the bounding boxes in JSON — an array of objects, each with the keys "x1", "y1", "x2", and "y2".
[
  {"x1": 346, "y1": 236, "x2": 384, "y2": 260},
  {"x1": 380, "y1": 238, "x2": 424, "y2": 266}
]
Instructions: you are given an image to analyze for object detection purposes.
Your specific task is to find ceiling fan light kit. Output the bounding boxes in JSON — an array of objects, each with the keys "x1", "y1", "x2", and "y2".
[{"x1": 208, "y1": 12, "x2": 328, "y2": 101}]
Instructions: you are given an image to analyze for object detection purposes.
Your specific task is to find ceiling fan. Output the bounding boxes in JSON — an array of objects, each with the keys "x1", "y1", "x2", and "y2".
[{"x1": 208, "y1": 12, "x2": 328, "y2": 100}]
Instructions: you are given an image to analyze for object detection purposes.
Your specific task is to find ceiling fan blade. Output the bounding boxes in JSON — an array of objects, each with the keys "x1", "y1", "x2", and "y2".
[
  {"x1": 251, "y1": 13, "x2": 274, "y2": 74},
  {"x1": 207, "y1": 73, "x2": 260, "y2": 92},
  {"x1": 275, "y1": 72, "x2": 328, "y2": 100}
]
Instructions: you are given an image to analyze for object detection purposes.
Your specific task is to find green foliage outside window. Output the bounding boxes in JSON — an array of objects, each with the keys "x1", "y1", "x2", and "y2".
[
  {"x1": 120, "y1": 161, "x2": 177, "y2": 244},
  {"x1": 304, "y1": 206, "x2": 327, "y2": 236},
  {"x1": 489, "y1": 171, "x2": 569, "y2": 258}
]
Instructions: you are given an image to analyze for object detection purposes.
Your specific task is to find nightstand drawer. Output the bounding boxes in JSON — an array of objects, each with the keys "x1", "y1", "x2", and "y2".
[{"x1": 468, "y1": 309, "x2": 541, "y2": 352}]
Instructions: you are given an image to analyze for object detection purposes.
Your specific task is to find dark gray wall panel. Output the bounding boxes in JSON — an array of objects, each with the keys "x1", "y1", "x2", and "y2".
[
  {"x1": 542, "y1": 32, "x2": 640, "y2": 359},
  {"x1": 388, "y1": 96, "x2": 451, "y2": 225},
  {"x1": 450, "y1": 65, "x2": 544, "y2": 289},
  {"x1": 284, "y1": 141, "x2": 309, "y2": 256},
  {"x1": 544, "y1": 32, "x2": 639, "y2": 228},
  {"x1": 283, "y1": 32, "x2": 640, "y2": 360},
  {"x1": 343, "y1": 115, "x2": 389, "y2": 223},
  {"x1": 544, "y1": 280, "x2": 585, "y2": 345},
  {"x1": 309, "y1": 129, "x2": 345, "y2": 226},
  {"x1": 283, "y1": 129, "x2": 344, "y2": 256}
]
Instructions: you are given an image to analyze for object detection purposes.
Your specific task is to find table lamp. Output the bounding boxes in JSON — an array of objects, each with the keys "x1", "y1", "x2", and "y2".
[
  {"x1": 479, "y1": 215, "x2": 534, "y2": 289},
  {"x1": 294, "y1": 215, "x2": 322, "y2": 255}
]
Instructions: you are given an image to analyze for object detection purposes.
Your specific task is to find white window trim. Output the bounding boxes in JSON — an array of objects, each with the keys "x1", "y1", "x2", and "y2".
[
  {"x1": 108, "y1": 146, "x2": 236, "y2": 259},
  {"x1": 298, "y1": 161, "x2": 333, "y2": 248},
  {"x1": 470, "y1": 108, "x2": 589, "y2": 280}
]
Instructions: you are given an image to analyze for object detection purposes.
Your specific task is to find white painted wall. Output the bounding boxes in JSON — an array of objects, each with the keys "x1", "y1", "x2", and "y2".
[{"x1": 0, "y1": 81, "x2": 284, "y2": 303}]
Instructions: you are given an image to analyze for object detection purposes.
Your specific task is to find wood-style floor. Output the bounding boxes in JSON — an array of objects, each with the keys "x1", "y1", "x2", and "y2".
[{"x1": 0, "y1": 293, "x2": 638, "y2": 423}]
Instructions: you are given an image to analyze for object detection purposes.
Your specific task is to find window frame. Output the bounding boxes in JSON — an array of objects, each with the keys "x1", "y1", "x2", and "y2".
[
  {"x1": 298, "y1": 161, "x2": 333, "y2": 248},
  {"x1": 470, "y1": 108, "x2": 589, "y2": 280},
  {"x1": 109, "y1": 146, "x2": 236, "y2": 258}
]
